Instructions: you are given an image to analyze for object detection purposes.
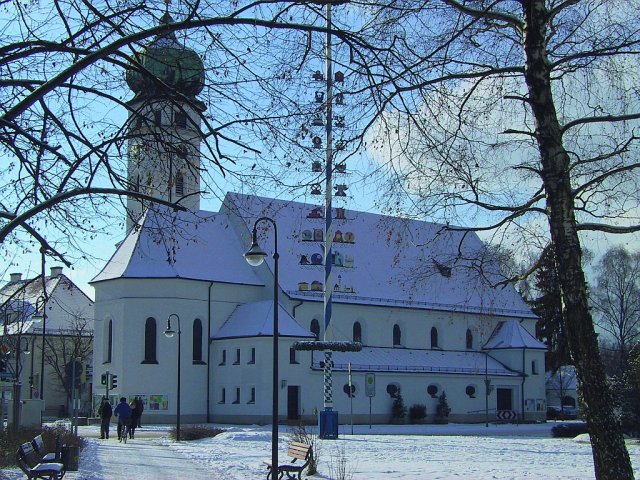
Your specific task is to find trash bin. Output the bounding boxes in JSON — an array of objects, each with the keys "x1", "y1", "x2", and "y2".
[{"x1": 61, "y1": 445, "x2": 79, "y2": 471}]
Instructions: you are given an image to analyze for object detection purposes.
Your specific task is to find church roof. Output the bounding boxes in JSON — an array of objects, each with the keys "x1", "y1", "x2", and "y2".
[
  {"x1": 91, "y1": 208, "x2": 263, "y2": 286},
  {"x1": 482, "y1": 320, "x2": 547, "y2": 350},
  {"x1": 312, "y1": 347, "x2": 518, "y2": 376},
  {"x1": 212, "y1": 300, "x2": 315, "y2": 340},
  {"x1": 223, "y1": 192, "x2": 535, "y2": 318}
]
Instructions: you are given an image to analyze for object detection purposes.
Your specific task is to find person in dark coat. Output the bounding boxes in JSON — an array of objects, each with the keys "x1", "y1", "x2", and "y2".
[
  {"x1": 98, "y1": 398, "x2": 112, "y2": 439},
  {"x1": 129, "y1": 397, "x2": 142, "y2": 439},
  {"x1": 136, "y1": 397, "x2": 144, "y2": 428}
]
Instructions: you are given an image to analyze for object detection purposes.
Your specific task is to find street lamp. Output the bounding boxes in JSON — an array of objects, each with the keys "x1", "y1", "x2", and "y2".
[
  {"x1": 244, "y1": 217, "x2": 279, "y2": 480},
  {"x1": 164, "y1": 313, "x2": 181, "y2": 441},
  {"x1": 31, "y1": 296, "x2": 46, "y2": 403}
]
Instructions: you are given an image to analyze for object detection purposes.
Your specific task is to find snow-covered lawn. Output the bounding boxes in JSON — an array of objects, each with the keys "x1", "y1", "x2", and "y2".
[{"x1": 3, "y1": 422, "x2": 640, "y2": 479}]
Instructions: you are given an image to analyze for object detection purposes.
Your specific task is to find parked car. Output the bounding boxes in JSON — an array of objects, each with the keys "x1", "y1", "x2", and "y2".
[{"x1": 547, "y1": 405, "x2": 579, "y2": 420}]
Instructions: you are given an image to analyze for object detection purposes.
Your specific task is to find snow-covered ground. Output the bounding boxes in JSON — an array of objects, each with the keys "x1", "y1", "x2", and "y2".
[{"x1": 3, "y1": 422, "x2": 640, "y2": 479}]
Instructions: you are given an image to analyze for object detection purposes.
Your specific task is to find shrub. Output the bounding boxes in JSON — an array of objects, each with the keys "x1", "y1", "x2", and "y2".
[
  {"x1": 391, "y1": 393, "x2": 407, "y2": 419},
  {"x1": 435, "y1": 392, "x2": 451, "y2": 421},
  {"x1": 409, "y1": 404, "x2": 427, "y2": 421},
  {"x1": 551, "y1": 422, "x2": 589, "y2": 438},
  {"x1": 0, "y1": 423, "x2": 83, "y2": 468},
  {"x1": 170, "y1": 425, "x2": 225, "y2": 441}
]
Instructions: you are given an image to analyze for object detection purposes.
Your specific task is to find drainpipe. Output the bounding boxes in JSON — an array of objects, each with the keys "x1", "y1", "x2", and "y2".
[
  {"x1": 206, "y1": 281, "x2": 214, "y2": 423},
  {"x1": 521, "y1": 347, "x2": 526, "y2": 422}
]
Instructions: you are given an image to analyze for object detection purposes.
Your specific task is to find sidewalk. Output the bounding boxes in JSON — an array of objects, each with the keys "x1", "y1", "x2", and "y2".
[{"x1": 1, "y1": 426, "x2": 213, "y2": 480}]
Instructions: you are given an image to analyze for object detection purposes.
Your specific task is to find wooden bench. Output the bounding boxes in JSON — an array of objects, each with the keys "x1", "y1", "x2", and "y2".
[
  {"x1": 16, "y1": 442, "x2": 65, "y2": 480},
  {"x1": 31, "y1": 434, "x2": 58, "y2": 463},
  {"x1": 264, "y1": 441, "x2": 313, "y2": 480}
]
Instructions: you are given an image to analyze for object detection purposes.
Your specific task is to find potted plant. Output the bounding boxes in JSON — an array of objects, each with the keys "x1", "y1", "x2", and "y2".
[
  {"x1": 434, "y1": 392, "x2": 451, "y2": 424},
  {"x1": 391, "y1": 393, "x2": 407, "y2": 423},
  {"x1": 409, "y1": 404, "x2": 427, "y2": 424}
]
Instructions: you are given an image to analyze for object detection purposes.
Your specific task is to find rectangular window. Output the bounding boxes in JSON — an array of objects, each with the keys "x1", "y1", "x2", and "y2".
[
  {"x1": 219, "y1": 388, "x2": 226, "y2": 404},
  {"x1": 174, "y1": 111, "x2": 187, "y2": 128},
  {"x1": 233, "y1": 387, "x2": 240, "y2": 404},
  {"x1": 154, "y1": 110, "x2": 162, "y2": 126},
  {"x1": 532, "y1": 360, "x2": 539, "y2": 375},
  {"x1": 233, "y1": 348, "x2": 240, "y2": 365},
  {"x1": 289, "y1": 348, "x2": 299, "y2": 365},
  {"x1": 248, "y1": 348, "x2": 256, "y2": 365},
  {"x1": 248, "y1": 387, "x2": 256, "y2": 404},
  {"x1": 219, "y1": 349, "x2": 226, "y2": 366}
]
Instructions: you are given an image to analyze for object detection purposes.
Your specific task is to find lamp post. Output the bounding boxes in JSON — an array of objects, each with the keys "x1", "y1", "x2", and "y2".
[
  {"x1": 244, "y1": 217, "x2": 279, "y2": 480},
  {"x1": 164, "y1": 313, "x2": 181, "y2": 441},
  {"x1": 31, "y1": 296, "x2": 46, "y2": 403},
  {"x1": 11, "y1": 337, "x2": 31, "y2": 429}
]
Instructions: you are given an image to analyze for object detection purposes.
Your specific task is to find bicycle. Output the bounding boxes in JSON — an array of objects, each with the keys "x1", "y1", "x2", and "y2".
[{"x1": 118, "y1": 419, "x2": 131, "y2": 443}]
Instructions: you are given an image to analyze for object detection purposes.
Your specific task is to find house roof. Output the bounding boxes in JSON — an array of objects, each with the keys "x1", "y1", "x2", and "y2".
[
  {"x1": 482, "y1": 320, "x2": 547, "y2": 350},
  {"x1": 91, "y1": 208, "x2": 263, "y2": 286},
  {"x1": 212, "y1": 300, "x2": 315, "y2": 340},
  {"x1": 311, "y1": 347, "x2": 519, "y2": 376},
  {"x1": 223, "y1": 192, "x2": 535, "y2": 318}
]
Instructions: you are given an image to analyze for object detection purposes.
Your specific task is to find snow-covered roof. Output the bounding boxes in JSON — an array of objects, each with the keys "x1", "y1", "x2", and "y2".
[
  {"x1": 224, "y1": 192, "x2": 535, "y2": 318},
  {"x1": 483, "y1": 320, "x2": 547, "y2": 350},
  {"x1": 91, "y1": 208, "x2": 263, "y2": 286},
  {"x1": 212, "y1": 300, "x2": 315, "y2": 340},
  {"x1": 311, "y1": 347, "x2": 518, "y2": 376}
]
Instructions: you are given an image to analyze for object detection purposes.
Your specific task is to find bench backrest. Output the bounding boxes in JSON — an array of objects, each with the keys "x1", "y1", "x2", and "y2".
[
  {"x1": 287, "y1": 441, "x2": 312, "y2": 462},
  {"x1": 18, "y1": 442, "x2": 40, "y2": 468},
  {"x1": 32, "y1": 434, "x2": 45, "y2": 455}
]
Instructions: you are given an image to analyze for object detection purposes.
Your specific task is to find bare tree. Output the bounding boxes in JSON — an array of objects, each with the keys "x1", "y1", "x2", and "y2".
[{"x1": 592, "y1": 247, "x2": 640, "y2": 376}]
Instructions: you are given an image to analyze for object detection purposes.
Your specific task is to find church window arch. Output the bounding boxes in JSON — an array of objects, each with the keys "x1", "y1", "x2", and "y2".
[
  {"x1": 466, "y1": 329, "x2": 473, "y2": 349},
  {"x1": 175, "y1": 171, "x2": 184, "y2": 197},
  {"x1": 431, "y1": 327, "x2": 439, "y2": 349},
  {"x1": 393, "y1": 324, "x2": 401, "y2": 346},
  {"x1": 193, "y1": 318, "x2": 204, "y2": 364},
  {"x1": 104, "y1": 319, "x2": 112, "y2": 363},
  {"x1": 353, "y1": 321, "x2": 362, "y2": 343},
  {"x1": 310, "y1": 319, "x2": 320, "y2": 340},
  {"x1": 143, "y1": 317, "x2": 158, "y2": 364}
]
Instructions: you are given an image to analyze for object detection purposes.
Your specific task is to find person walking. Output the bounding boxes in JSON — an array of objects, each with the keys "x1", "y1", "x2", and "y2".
[
  {"x1": 129, "y1": 397, "x2": 142, "y2": 439},
  {"x1": 98, "y1": 398, "x2": 112, "y2": 439},
  {"x1": 114, "y1": 397, "x2": 132, "y2": 441},
  {"x1": 136, "y1": 396, "x2": 144, "y2": 428}
]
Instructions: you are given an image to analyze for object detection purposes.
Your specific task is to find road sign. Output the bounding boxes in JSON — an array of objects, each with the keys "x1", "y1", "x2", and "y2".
[
  {"x1": 365, "y1": 373, "x2": 375, "y2": 397},
  {"x1": 496, "y1": 410, "x2": 517, "y2": 420}
]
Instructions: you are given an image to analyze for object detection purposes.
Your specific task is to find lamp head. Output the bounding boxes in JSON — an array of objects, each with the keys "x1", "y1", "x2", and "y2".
[
  {"x1": 164, "y1": 314, "x2": 178, "y2": 338},
  {"x1": 244, "y1": 240, "x2": 267, "y2": 267}
]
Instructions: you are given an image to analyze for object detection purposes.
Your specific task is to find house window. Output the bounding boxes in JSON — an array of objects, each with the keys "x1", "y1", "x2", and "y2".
[
  {"x1": 430, "y1": 327, "x2": 439, "y2": 349},
  {"x1": 219, "y1": 388, "x2": 226, "y2": 404},
  {"x1": 248, "y1": 387, "x2": 256, "y2": 404},
  {"x1": 154, "y1": 110, "x2": 162, "y2": 126},
  {"x1": 174, "y1": 111, "x2": 187, "y2": 128},
  {"x1": 427, "y1": 384, "x2": 439, "y2": 398},
  {"x1": 310, "y1": 319, "x2": 320, "y2": 340},
  {"x1": 233, "y1": 387, "x2": 240, "y2": 404},
  {"x1": 290, "y1": 348, "x2": 299, "y2": 364},
  {"x1": 466, "y1": 385, "x2": 476, "y2": 398},
  {"x1": 466, "y1": 329, "x2": 473, "y2": 350},
  {"x1": 532, "y1": 360, "x2": 539, "y2": 375},
  {"x1": 219, "y1": 349, "x2": 226, "y2": 366},
  {"x1": 175, "y1": 172, "x2": 184, "y2": 197},
  {"x1": 192, "y1": 319, "x2": 203, "y2": 363},
  {"x1": 248, "y1": 348, "x2": 256, "y2": 364},
  {"x1": 386, "y1": 382, "x2": 400, "y2": 398},
  {"x1": 353, "y1": 322, "x2": 362, "y2": 343},
  {"x1": 343, "y1": 383, "x2": 356, "y2": 397},
  {"x1": 233, "y1": 349, "x2": 240, "y2": 365},
  {"x1": 143, "y1": 317, "x2": 157, "y2": 363},
  {"x1": 393, "y1": 324, "x2": 401, "y2": 346}
]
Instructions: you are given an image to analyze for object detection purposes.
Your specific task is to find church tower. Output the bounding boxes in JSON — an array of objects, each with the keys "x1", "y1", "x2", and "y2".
[{"x1": 125, "y1": 11, "x2": 205, "y2": 232}]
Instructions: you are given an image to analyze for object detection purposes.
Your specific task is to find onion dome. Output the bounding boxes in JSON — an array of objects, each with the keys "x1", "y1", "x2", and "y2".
[{"x1": 126, "y1": 12, "x2": 205, "y2": 98}]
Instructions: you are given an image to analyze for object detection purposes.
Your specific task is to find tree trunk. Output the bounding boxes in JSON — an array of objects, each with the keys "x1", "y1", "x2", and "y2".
[{"x1": 522, "y1": 1, "x2": 633, "y2": 478}]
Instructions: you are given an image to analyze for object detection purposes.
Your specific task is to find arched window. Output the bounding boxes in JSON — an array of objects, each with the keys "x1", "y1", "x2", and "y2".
[
  {"x1": 193, "y1": 319, "x2": 203, "y2": 363},
  {"x1": 310, "y1": 319, "x2": 320, "y2": 340},
  {"x1": 431, "y1": 327, "x2": 439, "y2": 349},
  {"x1": 175, "y1": 171, "x2": 184, "y2": 197},
  {"x1": 107, "y1": 320, "x2": 113, "y2": 363},
  {"x1": 143, "y1": 317, "x2": 157, "y2": 364},
  {"x1": 466, "y1": 329, "x2": 473, "y2": 350},
  {"x1": 393, "y1": 324, "x2": 401, "y2": 346},
  {"x1": 353, "y1": 322, "x2": 362, "y2": 343}
]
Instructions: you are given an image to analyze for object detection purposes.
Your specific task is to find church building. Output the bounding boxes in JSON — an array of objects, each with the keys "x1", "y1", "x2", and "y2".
[{"x1": 91, "y1": 13, "x2": 546, "y2": 425}]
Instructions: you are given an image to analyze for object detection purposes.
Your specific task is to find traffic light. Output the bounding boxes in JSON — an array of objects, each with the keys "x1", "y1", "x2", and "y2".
[
  {"x1": 109, "y1": 374, "x2": 117, "y2": 389},
  {"x1": 101, "y1": 373, "x2": 107, "y2": 385}
]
